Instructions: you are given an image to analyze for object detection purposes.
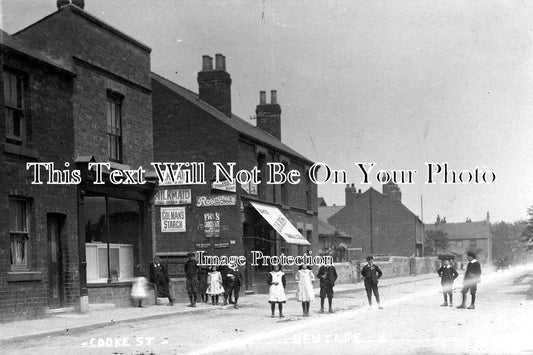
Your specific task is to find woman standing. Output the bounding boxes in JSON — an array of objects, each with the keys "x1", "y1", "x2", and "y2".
[
  {"x1": 295, "y1": 265, "x2": 315, "y2": 317},
  {"x1": 206, "y1": 266, "x2": 224, "y2": 305},
  {"x1": 267, "y1": 264, "x2": 287, "y2": 318}
]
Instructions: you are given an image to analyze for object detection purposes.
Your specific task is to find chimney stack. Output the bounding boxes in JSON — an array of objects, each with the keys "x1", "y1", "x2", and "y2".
[
  {"x1": 256, "y1": 90, "x2": 282, "y2": 139},
  {"x1": 198, "y1": 53, "x2": 232, "y2": 117},
  {"x1": 345, "y1": 183, "x2": 358, "y2": 206},
  {"x1": 382, "y1": 182, "x2": 401, "y2": 203}
]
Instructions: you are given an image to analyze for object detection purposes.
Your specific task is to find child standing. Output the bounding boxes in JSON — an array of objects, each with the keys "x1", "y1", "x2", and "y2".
[
  {"x1": 206, "y1": 266, "x2": 224, "y2": 305},
  {"x1": 267, "y1": 264, "x2": 287, "y2": 318},
  {"x1": 437, "y1": 258, "x2": 459, "y2": 307},
  {"x1": 295, "y1": 265, "x2": 315, "y2": 317},
  {"x1": 131, "y1": 265, "x2": 148, "y2": 307}
]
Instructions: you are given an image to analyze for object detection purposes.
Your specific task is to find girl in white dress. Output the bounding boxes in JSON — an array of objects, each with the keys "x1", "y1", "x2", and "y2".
[
  {"x1": 295, "y1": 265, "x2": 315, "y2": 317},
  {"x1": 206, "y1": 266, "x2": 225, "y2": 305},
  {"x1": 267, "y1": 264, "x2": 287, "y2": 318}
]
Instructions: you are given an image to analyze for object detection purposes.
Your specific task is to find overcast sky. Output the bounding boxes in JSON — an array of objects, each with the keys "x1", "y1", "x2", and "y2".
[{"x1": 2, "y1": 0, "x2": 533, "y2": 224}]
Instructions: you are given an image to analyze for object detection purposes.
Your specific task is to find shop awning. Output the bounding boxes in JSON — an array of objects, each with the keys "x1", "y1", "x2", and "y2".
[{"x1": 250, "y1": 201, "x2": 311, "y2": 246}]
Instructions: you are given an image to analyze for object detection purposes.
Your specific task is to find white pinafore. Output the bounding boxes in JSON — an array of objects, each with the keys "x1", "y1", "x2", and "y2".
[{"x1": 268, "y1": 271, "x2": 287, "y2": 302}]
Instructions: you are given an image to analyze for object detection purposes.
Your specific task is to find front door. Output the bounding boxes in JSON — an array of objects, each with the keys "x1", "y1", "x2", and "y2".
[{"x1": 48, "y1": 215, "x2": 64, "y2": 308}]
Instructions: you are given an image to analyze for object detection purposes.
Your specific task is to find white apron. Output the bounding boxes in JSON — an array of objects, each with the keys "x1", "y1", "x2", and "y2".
[{"x1": 268, "y1": 271, "x2": 287, "y2": 302}]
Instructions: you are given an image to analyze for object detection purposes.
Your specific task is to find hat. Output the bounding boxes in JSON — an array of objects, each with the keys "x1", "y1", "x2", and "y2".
[
  {"x1": 366, "y1": 255, "x2": 374, "y2": 261},
  {"x1": 466, "y1": 251, "x2": 476, "y2": 258},
  {"x1": 187, "y1": 252, "x2": 196, "y2": 257}
]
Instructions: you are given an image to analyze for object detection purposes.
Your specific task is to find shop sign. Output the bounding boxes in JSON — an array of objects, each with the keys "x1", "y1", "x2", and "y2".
[
  {"x1": 211, "y1": 180, "x2": 236, "y2": 192},
  {"x1": 161, "y1": 207, "x2": 186, "y2": 232},
  {"x1": 196, "y1": 195, "x2": 236, "y2": 207},
  {"x1": 204, "y1": 212, "x2": 221, "y2": 238},
  {"x1": 154, "y1": 189, "x2": 191, "y2": 205},
  {"x1": 214, "y1": 242, "x2": 230, "y2": 249}
]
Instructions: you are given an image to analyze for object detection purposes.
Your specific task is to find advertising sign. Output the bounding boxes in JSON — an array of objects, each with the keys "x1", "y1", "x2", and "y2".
[{"x1": 160, "y1": 207, "x2": 186, "y2": 232}]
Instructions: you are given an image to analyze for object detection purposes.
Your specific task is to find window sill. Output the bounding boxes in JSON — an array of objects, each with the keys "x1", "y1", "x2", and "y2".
[
  {"x1": 87, "y1": 281, "x2": 134, "y2": 288},
  {"x1": 7, "y1": 271, "x2": 43, "y2": 282},
  {"x1": 2, "y1": 142, "x2": 40, "y2": 160}
]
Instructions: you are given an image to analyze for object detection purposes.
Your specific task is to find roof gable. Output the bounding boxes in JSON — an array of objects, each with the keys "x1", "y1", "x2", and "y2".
[
  {"x1": 151, "y1": 72, "x2": 313, "y2": 164},
  {"x1": 425, "y1": 221, "x2": 490, "y2": 240}
]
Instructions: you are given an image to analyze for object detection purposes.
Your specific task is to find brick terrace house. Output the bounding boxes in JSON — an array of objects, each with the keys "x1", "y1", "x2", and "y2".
[
  {"x1": 1, "y1": 0, "x2": 156, "y2": 318},
  {"x1": 327, "y1": 183, "x2": 424, "y2": 257},
  {"x1": 151, "y1": 54, "x2": 317, "y2": 292},
  {"x1": 0, "y1": 29, "x2": 76, "y2": 320},
  {"x1": 425, "y1": 214, "x2": 492, "y2": 264}
]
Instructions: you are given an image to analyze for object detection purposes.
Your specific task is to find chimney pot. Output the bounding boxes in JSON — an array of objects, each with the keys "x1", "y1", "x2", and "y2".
[
  {"x1": 202, "y1": 55, "x2": 213, "y2": 71},
  {"x1": 72, "y1": 0, "x2": 84, "y2": 8},
  {"x1": 351, "y1": 183, "x2": 354, "y2": 187},
  {"x1": 57, "y1": 0, "x2": 69, "y2": 9},
  {"x1": 259, "y1": 91, "x2": 266, "y2": 104},
  {"x1": 215, "y1": 54, "x2": 226, "y2": 71},
  {"x1": 270, "y1": 90, "x2": 277, "y2": 104}
]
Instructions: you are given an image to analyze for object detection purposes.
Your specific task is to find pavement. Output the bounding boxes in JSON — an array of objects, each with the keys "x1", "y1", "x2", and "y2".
[{"x1": 0, "y1": 273, "x2": 436, "y2": 346}]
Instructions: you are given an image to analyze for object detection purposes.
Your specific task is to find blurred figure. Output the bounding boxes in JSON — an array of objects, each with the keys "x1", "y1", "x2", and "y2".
[
  {"x1": 437, "y1": 258, "x2": 458, "y2": 306},
  {"x1": 150, "y1": 256, "x2": 174, "y2": 306},
  {"x1": 457, "y1": 251, "x2": 482, "y2": 309}
]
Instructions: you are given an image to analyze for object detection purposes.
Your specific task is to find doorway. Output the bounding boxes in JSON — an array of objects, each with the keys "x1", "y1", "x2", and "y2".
[{"x1": 48, "y1": 214, "x2": 65, "y2": 308}]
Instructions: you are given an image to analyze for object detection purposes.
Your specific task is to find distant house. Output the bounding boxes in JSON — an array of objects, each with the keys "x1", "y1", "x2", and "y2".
[
  {"x1": 325, "y1": 183, "x2": 424, "y2": 257},
  {"x1": 425, "y1": 214, "x2": 492, "y2": 264},
  {"x1": 318, "y1": 201, "x2": 355, "y2": 261}
]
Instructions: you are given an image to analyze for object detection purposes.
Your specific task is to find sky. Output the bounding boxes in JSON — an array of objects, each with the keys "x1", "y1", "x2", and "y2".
[{"x1": 1, "y1": 0, "x2": 533, "y2": 224}]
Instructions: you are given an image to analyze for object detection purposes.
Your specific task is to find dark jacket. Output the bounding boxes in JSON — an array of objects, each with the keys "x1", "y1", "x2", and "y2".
[
  {"x1": 149, "y1": 261, "x2": 169, "y2": 284},
  {"x1": 224, "y1": 268, "x2": 244, "y2": 287},
  {"x1": 361, "y1": 263, "x2": 383, "y2": 284},
  {"x1": 184, "y1": 259, "x2": 198, "y2": 279},
  {"x1": 317, "y1": 265, "x2": 338, "y2": 288},
  {"x1": 464, "y1": 260, "x2": 482, "y2": 284},
  {"x1": 437, "y1": 266, "x2": 459, "y2": 284}
]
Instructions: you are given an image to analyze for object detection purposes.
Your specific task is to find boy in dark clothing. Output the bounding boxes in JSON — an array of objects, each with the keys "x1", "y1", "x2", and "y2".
[
  {"x1": 317, "y1": 263, "x2": 338, "y2": 313},
  {"x1": 457, "y1": 251, "x2": 482, "y2": 309},
  {"x1": 184, "y1": 252, "x2": 199, "y2": 307},
  {"x1": 437, "y1": 258, "x2": 459, "y2": 306},
  {"x1": 150, "y1": 256, "x2": 174, "y2": 306},
  {"x1": 223, "y1": 266, "x2": 244, "y2": 309},
  {"x1": 361, "y1": 256, "x2": 383, "y2": 309}
]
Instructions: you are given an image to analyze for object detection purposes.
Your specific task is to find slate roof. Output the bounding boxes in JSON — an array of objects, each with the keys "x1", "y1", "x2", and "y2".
[
  {"x1": 0, "y1": 29, "x2": 73, "y2": 74},
  {"x1": 425, "y1": 221, "x2": 490, "y2": 240},
  {"x1": 318, "y1": 205, "x2": 344, "y2": 221},
  {"x1": 151, "y1": 72, "x2": 313, "y2": 164}
]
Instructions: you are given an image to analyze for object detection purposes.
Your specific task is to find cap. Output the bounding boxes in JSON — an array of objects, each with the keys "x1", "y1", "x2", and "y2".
[
  {"x1": 187, "y1": 252, "x2": 196, "y2": 257},
  {"x1": 366, "y1": 255, "x2": 374, "y2": 261}
]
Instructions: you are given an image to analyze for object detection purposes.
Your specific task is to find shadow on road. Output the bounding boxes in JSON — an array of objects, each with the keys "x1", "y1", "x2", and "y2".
[{"x1": 509, "y1": 273, "x2": 533, "y2": 300}]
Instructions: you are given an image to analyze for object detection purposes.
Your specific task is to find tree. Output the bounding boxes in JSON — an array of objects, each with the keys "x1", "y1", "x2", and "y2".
[
  {"x1": 424, "y1": 230, "x2": 449, "y2": 256},
  {"x1": 491, "y1": 220, "x2": 527, "y2": 262},
  {"x1": 521, "y1": 206, "x2": 533, "y2": 251}
]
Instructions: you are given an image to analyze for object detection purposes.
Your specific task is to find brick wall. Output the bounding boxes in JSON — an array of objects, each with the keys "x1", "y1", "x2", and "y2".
[{"x1": 0, "y1": 52, "x2": 79, "y2": 321}]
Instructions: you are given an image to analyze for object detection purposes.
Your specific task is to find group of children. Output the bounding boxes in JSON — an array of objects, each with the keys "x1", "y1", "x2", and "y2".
[
  {"x1": 267, "y1": 262, "x2": 339, "y2": 318},
  {"x1": 437, "y1": 251, "x2": 482, "y2": 309},
  {"x1": 131, "y1": 251, "x2": 482, "y2": 315}
]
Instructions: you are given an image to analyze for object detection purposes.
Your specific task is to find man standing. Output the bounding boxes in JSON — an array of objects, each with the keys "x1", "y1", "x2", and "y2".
[
  {"x1": 361, "y1": 255, "x2": 383, "y2": 309},
  {"x1": 317, "y1": 262, "x2": 337, "y2": 313},
  {"x1": 150, "y1": 256, "x2": 174, "y2": 306},
  {"x1": 184, "y1": 252, "x2": 199, "y2": 307},
  {"x1": 457, "y1": 251, "x2": 482, "y2": 309}
]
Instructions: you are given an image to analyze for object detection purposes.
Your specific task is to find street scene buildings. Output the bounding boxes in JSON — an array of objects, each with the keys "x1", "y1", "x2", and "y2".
[{"x1": 1, "y1": 1, "x2": 533, "y2": 354}]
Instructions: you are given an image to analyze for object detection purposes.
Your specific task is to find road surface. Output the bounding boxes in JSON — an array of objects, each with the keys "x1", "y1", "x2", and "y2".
[{"x1": 4, "y1": 265, "x2": 533, "y2": 355}]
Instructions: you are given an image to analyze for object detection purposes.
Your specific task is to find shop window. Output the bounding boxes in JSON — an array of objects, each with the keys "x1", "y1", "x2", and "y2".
[
  {"x1": 107, "y1": 92, "x2": 123, "y2": 162},
  {"x1": 84, "y1": 196, "x2": 139, "y2": 282},
  {"x1": 9, "y1": 197, "x2": 30, "y2": 269},
  {"x1": 3, "y1": 70, "x2": 26, "y2": 145}
]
